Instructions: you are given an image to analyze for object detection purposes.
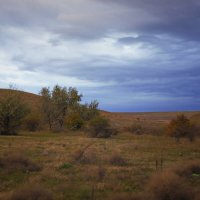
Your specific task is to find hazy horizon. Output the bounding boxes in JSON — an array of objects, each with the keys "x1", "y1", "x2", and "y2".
[{"x1": 0, "y1": 0, "x2": 200, "y2": 112}]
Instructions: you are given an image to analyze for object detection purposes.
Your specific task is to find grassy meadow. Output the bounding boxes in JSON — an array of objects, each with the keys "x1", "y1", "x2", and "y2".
[{"x1": 0, "y1": 130, "x2": 200, "y2": 200}]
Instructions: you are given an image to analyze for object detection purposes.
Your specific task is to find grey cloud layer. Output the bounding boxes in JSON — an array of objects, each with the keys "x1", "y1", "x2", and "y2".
[
  {"x1": 1, "y1": 0, "x2": 200, "y2": 40},
  {"x1": 98, "y1": 0, "x2": 200, "y2": 41},
  {"x1": 0, "y1": 0, "x2": 200, "y2": 111}
]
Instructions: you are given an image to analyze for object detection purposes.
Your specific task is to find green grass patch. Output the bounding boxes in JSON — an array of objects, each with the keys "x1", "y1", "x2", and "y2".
[
  {"x1": 58, "y1": 163, "x2": 73, "y2": 170},
  {"x1": 0, "y1": 170, "x2": 27, "y2": 191}
]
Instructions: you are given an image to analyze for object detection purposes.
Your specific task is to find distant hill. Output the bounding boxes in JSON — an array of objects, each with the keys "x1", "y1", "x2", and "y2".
[{"x1": 0, "y1": 89, "x2": 41, "y2": 110}]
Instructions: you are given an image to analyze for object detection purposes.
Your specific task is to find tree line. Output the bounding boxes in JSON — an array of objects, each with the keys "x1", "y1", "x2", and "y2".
[
  {"x1": 0, "y1": 85, "x2": 198, "y2": 140},
  {"x1": 0, "y1": 85, "x2": 115, "y2": 138}
]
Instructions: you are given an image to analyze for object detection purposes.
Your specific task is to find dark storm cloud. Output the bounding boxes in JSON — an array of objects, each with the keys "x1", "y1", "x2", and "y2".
[
  {"x1": 1, "y1": 0, "x2": 200, "y2": 41},
  {"x1": 98, "y1": 0, "x2": 200, "y2": 41}
]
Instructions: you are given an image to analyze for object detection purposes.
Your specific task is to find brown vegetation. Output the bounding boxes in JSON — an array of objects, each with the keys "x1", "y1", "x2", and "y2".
[
  {"x1": 9, "y1": 185, "x2": 52, "y2": 200},
  {"x1": 88, "y1": 115, "x2": 116, "y2": 138},
  {"x1": 109, "y1": 153, "x2": 127, "y2": 166},
  {"x1": 24, "y1": 113, "x2": 41, "y2": 132},
  {"x1": 0, "y1": 153, "x2": 41, "y2": 172},
  {"x1": 167, "y1": 114, "x2": 196, "y2": 142},
  {"x1": 65, "y1": 112, "x2": 84, "y2": 130},
  {"x1": 0, "y1": 89, "x2": 41, "y2": 110},
  {"x1": 146, "y1": 171, "x2": 194, "y2": 200},
  {"x1": 0, "y1": 88, "x2": 200, "y2": 200},
  {"x1": 0, "y1": 91, "x2": 29, "y2": 135},
  {"x1": 172, "y1": 160, "x2": 200, "y2": 178}
]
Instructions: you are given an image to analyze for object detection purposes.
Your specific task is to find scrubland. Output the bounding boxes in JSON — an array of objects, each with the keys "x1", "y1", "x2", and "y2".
[
  {"x1": 0, "y1": 88, "x2": 200, "y2": 199},
  {"x1": 0, "y1": 130, "x2": 200, "y2": 200}
]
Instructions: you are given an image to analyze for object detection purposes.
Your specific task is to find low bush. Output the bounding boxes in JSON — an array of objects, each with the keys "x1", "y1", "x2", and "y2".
[
  {"x1": 190, "y1": 113, "x2": 200, "y2": 136},
  {"x1": 167, "y1": 114, "x2": 196, "y2": 142},
  {"x1": 72, "y1": 143, "x2": 92, "y2": 162},
  {"x1": 10, "y1": 185, "x2": 53, "y2": 200},
  {"x1": 58, "y1": 163, "x2": 73, "y2": 170},
  {"x1": 0, "y1": 91, "x2": 29, "y2": 135},
  {"x1": 97, "y1": 165, "x2": 106, "y2": 181},
  {"x1": 72, "y1": 149, "x2": 85, "y2": 162},
  {"x1": 73, "y1": 149, "x2": 97, "y2": 164},
  {"x1": 87, "y1": 116, "x2": 116, "y2": 138},
  {"x1": 0, "y1": 154, "x2": 41, "y2": 172},
  {"x1": 109, "y1": 161, "x2": 200, "y2": 200},
  {"x1": 71, "y1": 143, "x2": 97, "y2": 164},
  {"x1": 127, "y1": 122, "x2": 144, "y2": 135},
  {"x1": 24, "y1": 113, "x2": 41, "y2": 132},
  {"x1": 109, "y1": 153, "x2": 127, "y2": 166},
  {"x1": 146, "y1": 171, "x2": 195, "y2": 200},
  {"x1": 172, "y1": 160, "x2": 200, "y2": 178}
]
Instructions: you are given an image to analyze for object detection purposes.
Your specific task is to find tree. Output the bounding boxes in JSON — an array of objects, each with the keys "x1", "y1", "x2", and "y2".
[
  {"x1": 78, "y1": 100, "x2": 100, "y2": 121},
  {"x1": 0, "y1": 90, "x2": 29, "y2": 135},
  {"x1": 40, "y1": 85, "x2": 82, "y2": 131},
  {"x1": 39, "y1": 87, "x2": 54, "y2": 130},
  {"x1": 167, "y1": 114, "x2": 196, "y2": 142}
]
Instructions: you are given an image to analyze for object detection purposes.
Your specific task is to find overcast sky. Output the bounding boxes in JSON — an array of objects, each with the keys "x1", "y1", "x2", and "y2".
[{"x1": 0, "y1": 0, "x2": 200, "y2": 112}]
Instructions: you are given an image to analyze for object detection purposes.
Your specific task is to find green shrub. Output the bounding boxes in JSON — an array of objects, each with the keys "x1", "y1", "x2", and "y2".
[
  {"x1": 24, "y1": 113, "x2": 41, "y2": 132},
  {"x1": 58, "y1": 163, "x2": 73, "y2": 170},
  {"x1": 65, "y1": 112, "x2": 84, "y2": 130},
  {"x1": 88, "y1": 116, "x2": 114, "y2": 138},
  {"x1": 0, "y1": 92, "x2": 29, "y2": 135},
  {"x1": 78, "y1": 100, "x2": 100, "y2": 121}
]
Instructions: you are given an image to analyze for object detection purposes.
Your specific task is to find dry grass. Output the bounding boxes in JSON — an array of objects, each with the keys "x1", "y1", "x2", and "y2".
[
  {"x1": 71, "y1": 143, "x2": 97, "y2": 164},
  {"x1": 109, "y1": 153, "x2": 127, "y2": 166},
  {"x1": 102, "y1": 111, "x2": 198, "y2": 130},
  {"x1": 0, "y1": 89, "x2": 41, "y2": 112},
  {"x1": 109, "y1": 193, "x2": 144, "y2": 200},
  {"x1": 97, "y1": 165, "x2": 106, "y2": 181},
  {"x1": 146, "y1": 171, "x2": 194, "y2": 200},
  {"x1": 0, "y1": 130, "x2": 200, "y2": 200},
  {"x1": 0, "y1": 153, "x2": 41, "y2": 172},
  {"x1": 9, "y1": 185, "x2": 52, "y2": 200},
  {"x1": 108, "y1": 163, "x2": 200, "y2": 200},
  {"x1": 0, "y1": 89, "x2": 200, "y2": 199},
  {"x1": 172, "y1": 160, "x2": 200, "y2": 178}
]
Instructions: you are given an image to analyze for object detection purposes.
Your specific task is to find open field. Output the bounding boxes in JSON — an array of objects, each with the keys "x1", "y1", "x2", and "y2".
[
  {"x1": 102, "y1": 111, "x2": 199, "y2": 129},
  {"x1": 1, "y1": 0, "x2": 200, "y2": 198},
  {"x1": 0, "y1": 89, "x2": 200, "y2": 199},
  {"x1": 0, "y1": 131, "x2": 200, "y2": 200}
]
